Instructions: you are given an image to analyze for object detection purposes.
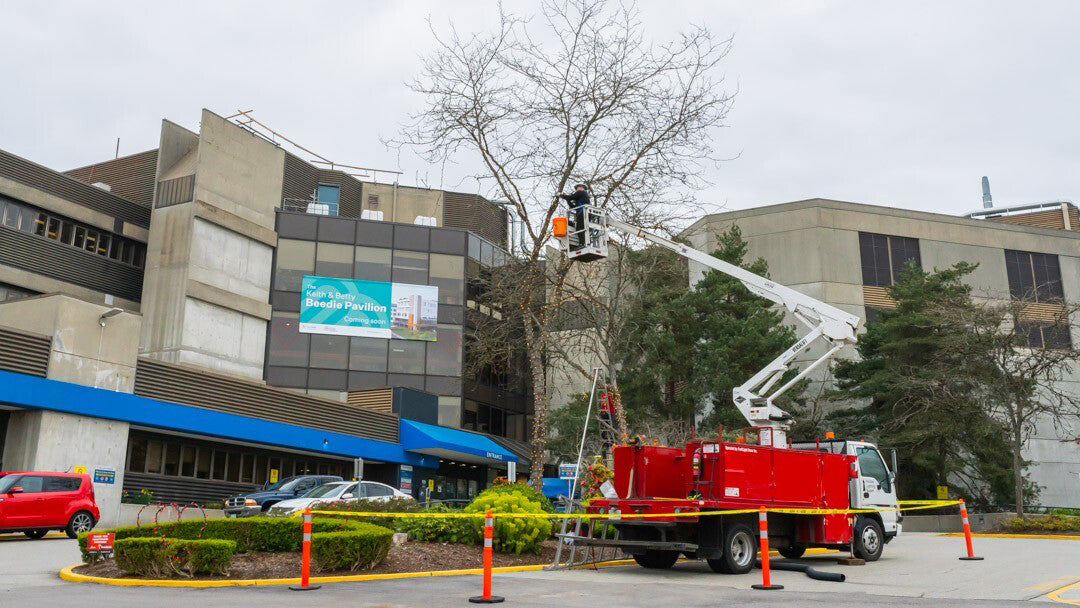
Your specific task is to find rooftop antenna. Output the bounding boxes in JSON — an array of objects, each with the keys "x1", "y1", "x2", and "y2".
[{"x1": 981, "y1": 176, "x2": 993, "y2": 209}]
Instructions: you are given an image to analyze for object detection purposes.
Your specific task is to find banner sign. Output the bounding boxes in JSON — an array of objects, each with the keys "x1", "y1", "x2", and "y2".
[
  {"x1": 300, "y1": 276, "x2": 438, "y2": 341},
  {"x1": 86, "y1": 533, "x2": 114, "y2": 555}
]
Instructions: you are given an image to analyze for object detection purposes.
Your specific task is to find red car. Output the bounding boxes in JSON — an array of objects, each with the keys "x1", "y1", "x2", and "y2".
[{"x1": 0, "y1": 472, "x2": 99, "y2": 539}]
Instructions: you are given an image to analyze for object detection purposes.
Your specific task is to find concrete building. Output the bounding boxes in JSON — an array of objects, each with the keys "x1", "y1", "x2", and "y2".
[
  {"x1": 682, "y1": 198, "x2": 1080, "y2": 507},
  {"x1": 0, "y1": 109, "x2": 530, "y2": 527}
]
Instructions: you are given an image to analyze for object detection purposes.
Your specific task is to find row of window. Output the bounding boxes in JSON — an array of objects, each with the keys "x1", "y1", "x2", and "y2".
[
  {"x1": 461, "y1": 399, "x2": 525, "y2": 438},
  {"x1": 0, "y1": 194, "x2": 146, "y2": 268},
  {"x1": 267, "y1": 314, "x2": 464, "y2": 377},
  {"x1": 126, "y1": 435, "x2": 348, "y2": 485},
  {"x1": 275, "y1": 239, "x2": 465, "y2": 305},
  {"x1": 859, "y1": 232, "x2": 1072, "y2": 349},
  {"x1": 0, "y1": 475, "x2": 81, "y2": 493}
]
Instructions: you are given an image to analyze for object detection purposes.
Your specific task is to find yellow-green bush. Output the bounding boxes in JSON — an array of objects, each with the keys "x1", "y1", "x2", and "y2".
[
  {"x1": 1000, "y1": 514, "x2": 1080, "y2": 532},
  {"x1": 464, "y1": 491, "x2": 552, "y2": 555}
]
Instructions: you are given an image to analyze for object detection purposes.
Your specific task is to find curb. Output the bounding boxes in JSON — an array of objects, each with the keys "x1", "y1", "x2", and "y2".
[
  {"x1": 59, "y1": 548, "x2": 839, "y2": 588},
  {"x1": 938, "y1": 533, "x2": 1080, "y2": 541}
]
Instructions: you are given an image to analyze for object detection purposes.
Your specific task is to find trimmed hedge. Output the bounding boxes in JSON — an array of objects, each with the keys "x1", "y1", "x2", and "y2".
[
  {"x1": 311, "y1": 524, "x2": 394, "y2": 572},
  {"x1": 397, "y1": 503, "x2": 476, "y2": 544},
  {"x1": 78, "y1": 516, "x2": 364, "y2": 562},
  {"x1": 1000, "y1": 514, "x2": 1080, "y2": 533},
  {"x1": 114, "y1": 538, "x2": 235, "y2": 576},
  {"x1": 314, "y1": 497, "x2": 421, "y2": 529}
]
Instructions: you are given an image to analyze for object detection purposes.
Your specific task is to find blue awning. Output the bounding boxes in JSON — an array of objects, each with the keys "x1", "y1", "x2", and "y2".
[{"x1": 400, "y1": 419, "x2": 517, "y2": 466}]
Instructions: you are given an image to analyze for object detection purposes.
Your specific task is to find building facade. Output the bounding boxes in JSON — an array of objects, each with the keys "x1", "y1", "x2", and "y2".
[
  {"x1": 0, "y1": 109, "x2": 529, "y2": 526},
  {"x1": 683, "y1": 198, "x2": 1080, "y2": 507}
]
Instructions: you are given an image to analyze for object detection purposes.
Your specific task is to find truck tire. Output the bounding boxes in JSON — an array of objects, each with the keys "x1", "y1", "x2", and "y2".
[
  {"x1": 707, "y1": 523, "x2": 756, "y2": 574},
  {"x1": 852, "y1": 517, "x2": 884, "y2": 562},
  {"x1": 778, "y1": 545, "x2": 806, "y2": 559},
  {"x1": 633, "y1": 550, "x2": 679, "y2": 569}
]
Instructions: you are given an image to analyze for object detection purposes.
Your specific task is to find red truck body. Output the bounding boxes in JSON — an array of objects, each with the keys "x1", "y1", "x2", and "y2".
[{"x1": 590, "y1": 440, "x2": 857, "y2": 546}]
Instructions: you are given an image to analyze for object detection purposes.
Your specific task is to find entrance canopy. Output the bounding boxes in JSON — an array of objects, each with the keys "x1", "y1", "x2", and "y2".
[{"x1": 400, "y1": 419, "x2": 517, "y2": 467}]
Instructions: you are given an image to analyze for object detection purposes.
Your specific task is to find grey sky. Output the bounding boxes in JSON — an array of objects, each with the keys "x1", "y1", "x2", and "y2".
[{"x1": 1, "y1": 1, "x2": 1076, "y2": 218}]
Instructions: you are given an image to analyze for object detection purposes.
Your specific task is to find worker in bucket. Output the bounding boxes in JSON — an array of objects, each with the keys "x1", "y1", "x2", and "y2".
[{"x1": 558, "y1": 183, "x2": 590, "y2": 247}]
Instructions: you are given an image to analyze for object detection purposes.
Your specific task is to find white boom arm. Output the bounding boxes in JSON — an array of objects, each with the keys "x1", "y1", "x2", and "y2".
[{"x1": 601, "y1": 215, "x2": 861, "y2": 446}]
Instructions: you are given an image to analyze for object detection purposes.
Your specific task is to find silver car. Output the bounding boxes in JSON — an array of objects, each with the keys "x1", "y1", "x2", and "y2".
[{"x1": 267, "y1": 481, "x2": 412, "y2": 516}]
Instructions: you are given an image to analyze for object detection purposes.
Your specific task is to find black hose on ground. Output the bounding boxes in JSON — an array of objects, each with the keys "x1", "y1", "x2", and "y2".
[{"x1": 754, "y1": 560, "x2": 846, "y2": 583}]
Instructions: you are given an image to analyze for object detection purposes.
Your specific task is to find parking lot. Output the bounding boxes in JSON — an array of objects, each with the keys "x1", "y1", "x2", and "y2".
[{"x1": 1, "y1": 532, "x2": 1077, "y2": 606}]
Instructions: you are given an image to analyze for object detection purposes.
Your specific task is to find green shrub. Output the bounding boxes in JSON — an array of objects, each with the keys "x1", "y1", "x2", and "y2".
[
  {"x1": 1051, "y1": 508, "x2": 1080, "y2": 517},
  {"x1": 310, "y1": 523, "x2": 393, "y2": 572},
  {"x1": 464, "y1": 491, "x2": 552, "y2": 555},
  {"x1": 78, "y1": 517, "x2": 361, "y2": 562},
  {"x1": 114, "y1": 538, "x2": 235, "y2": 576},
  {"x1": 1000, "y1": 514, "x2": 1080, "y2": 532},
  {"x1": 398, "y1": 503, "x2": 478, "y2": 544},
  {"x1": 478, "y1": 482, "x2": 555, "y2": 513},
  {"x1": 315, "y1": 497, "x2": 421, "y2": 529}
]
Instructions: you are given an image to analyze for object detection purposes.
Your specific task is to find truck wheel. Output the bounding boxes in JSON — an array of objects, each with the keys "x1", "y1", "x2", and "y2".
[
  {"x1": 632, "y1": 550, "x2": 679, "y2": 569},
  {"x1": 852, "y1": 518, "x2": 884, "y2": 562},
  {"x1": 707, "y1": 523, "x2": 756, "y2": 574},
  {"x1": 778, "y1": 545, "x2": 806, "y2": 559}
]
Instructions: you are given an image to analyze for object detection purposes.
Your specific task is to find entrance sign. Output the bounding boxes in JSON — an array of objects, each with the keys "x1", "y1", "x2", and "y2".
[{"x1": 300, "y1": 276, "x2": 437, "y2": 341}]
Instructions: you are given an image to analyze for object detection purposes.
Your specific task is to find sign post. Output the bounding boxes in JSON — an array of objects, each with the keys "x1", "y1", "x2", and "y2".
[
  {"x1": 559, "y1": 463, "x2": 578, "y2": 498},
  {"x1": 507, "y1": 461, "x2": 516, "y2": 483}
]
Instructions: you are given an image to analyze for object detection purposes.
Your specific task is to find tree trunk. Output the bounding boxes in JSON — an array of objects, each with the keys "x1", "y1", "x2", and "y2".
[
  {"x1": 1011, "y1": 423, "x2": 1025, "y2": 518},
  {"x1": 524, "y1": 315, "x2": 549, "y2": 487}
]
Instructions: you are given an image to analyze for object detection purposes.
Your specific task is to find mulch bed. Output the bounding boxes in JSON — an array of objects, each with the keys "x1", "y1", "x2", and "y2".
[{"x1": 73, "y1": 540, "x2": 561, "y2": 580}]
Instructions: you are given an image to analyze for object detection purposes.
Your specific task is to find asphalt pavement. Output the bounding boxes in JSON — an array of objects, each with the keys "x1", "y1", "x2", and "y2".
[{"x1": 1, "y1": 531, "x2": 1077, "y2": 607}]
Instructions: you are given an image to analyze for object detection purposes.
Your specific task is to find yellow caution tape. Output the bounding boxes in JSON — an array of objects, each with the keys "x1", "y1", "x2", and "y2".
[{"x1": 305, "y1": 499, "x2": 961, "y2": 521}]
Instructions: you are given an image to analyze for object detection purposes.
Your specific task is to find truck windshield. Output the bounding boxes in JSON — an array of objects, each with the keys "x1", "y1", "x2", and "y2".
[
  {"x1": 263, "y1": 476, "x2": 300, "y2": 492},
  {"x1": 856, "y1": 447, "x2": 892, "y2": 493}
]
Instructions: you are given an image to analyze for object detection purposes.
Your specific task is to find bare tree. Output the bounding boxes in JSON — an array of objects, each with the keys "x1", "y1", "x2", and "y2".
[
  {"x1": 976, "y1": 298, "x2": 1080, "y2": 516},
  {"x1": 401, "y1": 0, "x2": 734, "y2": 483}
]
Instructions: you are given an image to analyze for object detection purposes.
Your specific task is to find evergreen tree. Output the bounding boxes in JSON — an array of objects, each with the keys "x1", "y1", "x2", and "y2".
[
  {"x1": 830, "y1": 262, "x2": 1017, "y2": 506},
  {"x1": 618, "y1": 225, "x2": 804, "y2": 431}
]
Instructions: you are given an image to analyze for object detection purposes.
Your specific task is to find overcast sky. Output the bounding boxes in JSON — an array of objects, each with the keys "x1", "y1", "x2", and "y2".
[{"x1": 1, "y1": 1, "x2": 1076, "y2": 218}]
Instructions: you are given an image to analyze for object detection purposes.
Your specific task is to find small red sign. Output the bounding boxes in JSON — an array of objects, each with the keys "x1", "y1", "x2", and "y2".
[{"x1": 86, "y1": 533, "x2": 114, "y2": 554}]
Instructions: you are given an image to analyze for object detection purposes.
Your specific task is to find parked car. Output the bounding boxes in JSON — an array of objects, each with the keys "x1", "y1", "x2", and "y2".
[
  {"x1": 223, "y1": 475, "x2": 342, "y2": 517},
  {"x1": 0, "y1": 472, "x2": 99, "y2": 539},
  {"x1": 267, "y1": 480, "x2": 413, "y2": 517}
]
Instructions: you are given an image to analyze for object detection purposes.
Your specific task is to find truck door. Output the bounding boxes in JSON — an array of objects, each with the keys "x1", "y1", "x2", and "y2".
[{"x1": 849, "y1": 442, "x2": 900, "y2": 536}]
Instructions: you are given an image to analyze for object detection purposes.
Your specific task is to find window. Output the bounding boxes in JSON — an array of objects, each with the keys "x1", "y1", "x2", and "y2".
[
  {"x1": 315, "y1": 242, "x2": 354, "y2": 278},
  {"x1": 354, "y1": 246, "x2": 392, "y2": 281},
  {"x1": 438, "y1": 396, "x2": 462, "y2": 427},
  {"x1": 310, "y1": 333, "x2": 349, "y2": 369},
  {"x1": 462, "y1": 400, "x2": 479, "y2": 431},
  {"x1": 274, "y1": 239, "x2": 315, "y2": 292},
  {"x1": 1017, "y1": 321, "x2": 1072, "y2": 350},
  {"x1": 0, "y1": 195, "x2": 146, "y2": 268},
  {"x1": 44, "y1": 477, "x2": 81, "y2": 492},
  {"x1": 856, "y1": 447, "x2": 891, "y2": 493},
  {"x1": 240, "y1": 454, "x2": 254, "y2": 483},
  {"x1": 255, "y1": 455, "x2": 269, "y2": 485},
  {"x1": 1005, "y1": 250, "x2": 1064, "y2": 303},
  {"x1": 163, "y1": 443, "x2": 180, "y2": 476},
  {"x1": 350, "y1": 337, "x2": 388, "y2": 372},
  {"x1": 146, "y1": 441, "x2": 163, "y2": 474},
  {"x1": 426, "y1": 325, "x2": 462, "y2": 376},
  {"x1": 392, "y1": 250, "x2": 428, "y2": 284},
  {"x1": 316, "y1": 184, "x2": 340, "y2": 216},
  {"x1": 268, "y1": 313, "x2": 309, "y2": 367},
  {"x1": 180, "y1": 445, "x2": 196, "y2": 477},
  {"x1": 196, "y1": 449, "x2": 211, "y2": 480},
  {"x1": 212, "y1": 450, "x2": 227, "y2": 480},
  {"x1": 363, "y1": 482, "x2": 394, "y2": 498},
  {"x1": 226, "y1": 451, "x2": 241, "y2": 482},
  {"x1": 388, "y1": 340, "x2": 425, "y2": 374},
  {"x1": 429, "y1": 254, "x2": 465, "y2": 305},
  {"x1": 128, "y1": 438, "x2": 148, "y2": 472},
  {"x1": 15, "y1": 476, "x2": 45, "y2": 493},
  {"x1": 859, "y1": 232, "x2": 921, "y2": 287}
]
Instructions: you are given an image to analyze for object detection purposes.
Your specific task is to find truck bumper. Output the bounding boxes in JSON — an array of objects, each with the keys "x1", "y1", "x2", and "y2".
[{"x1": 224, "y1": 506, "x2": 262, "y2": 518}]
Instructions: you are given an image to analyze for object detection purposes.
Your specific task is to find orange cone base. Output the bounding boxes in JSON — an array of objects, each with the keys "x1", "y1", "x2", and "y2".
[
  {"x1": 959, "y1": 556, "x2": 984, "y2": 561},
  {"x1": 469, "y1": 596, "x2": 505, "y2": 603},
  {"x1": 289, "y1": 585, "x2": 322, "y2": 591},
  {"x1": 751, "y1": 584, "x2": 784, "y2": 590}
]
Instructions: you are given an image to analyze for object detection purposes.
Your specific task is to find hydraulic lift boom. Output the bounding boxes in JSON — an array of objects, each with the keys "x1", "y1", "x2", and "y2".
[{"x1": 557, "y1": 206, "x2": 861, "y2": 447}]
